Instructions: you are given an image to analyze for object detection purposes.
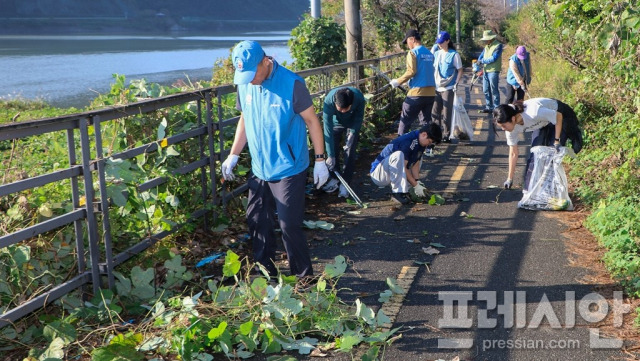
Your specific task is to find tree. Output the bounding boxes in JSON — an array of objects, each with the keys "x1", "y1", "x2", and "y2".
[{"x1": 288, "y1": 15, "x2": 346, "y2": 70}]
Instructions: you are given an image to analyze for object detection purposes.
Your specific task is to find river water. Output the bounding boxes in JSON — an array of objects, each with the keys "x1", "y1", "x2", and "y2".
[{"x1": 0, "y1": 32, "x2": 292, "y2": 108}]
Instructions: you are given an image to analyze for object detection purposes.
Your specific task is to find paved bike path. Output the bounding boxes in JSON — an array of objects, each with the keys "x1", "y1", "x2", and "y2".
[{"x1": 305, "y1": 72, "x2": 624, "y2": 361}]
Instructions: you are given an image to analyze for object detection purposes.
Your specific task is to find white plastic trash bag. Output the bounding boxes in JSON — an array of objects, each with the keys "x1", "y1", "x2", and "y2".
[
  {"x1": 450, "y1": 94, "x2": 474, "y2": 141},
  {"x1": 518, "y1": 146, "x2": 574, "y2": 211}
]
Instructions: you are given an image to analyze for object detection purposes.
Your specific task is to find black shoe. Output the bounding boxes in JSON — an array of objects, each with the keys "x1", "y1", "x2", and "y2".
[
  {"x1": 480, "y1": 108, "x2": 492, "y2": 113},
  {"x1": 391, "y1": 193, "x2": 411, "y2": 205}
]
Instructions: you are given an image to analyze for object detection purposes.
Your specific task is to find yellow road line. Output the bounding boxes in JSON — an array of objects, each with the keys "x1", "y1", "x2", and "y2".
[
  {"x1": 378, "y1": 266, "x2": 419, "y2": 332},
  {"x1": 444, "y1": 161, "x2": 467, "y2": 193},
  {"x1": 474, "y1": 98, "x2": 483, "y2": 136}
]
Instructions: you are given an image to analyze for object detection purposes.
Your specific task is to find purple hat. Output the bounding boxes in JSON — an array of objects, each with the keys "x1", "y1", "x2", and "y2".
[
  {"x1": 435, "y1": 31, "x2": 450, "y2": 44},
  {"x1": 516, "y1": 46, "x2": 528, "y2": 60}
]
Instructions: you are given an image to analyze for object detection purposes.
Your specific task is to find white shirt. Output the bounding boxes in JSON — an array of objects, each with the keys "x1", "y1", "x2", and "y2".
[{"x1": 505, "y1": 98, "x2": 558, "y2": 146}]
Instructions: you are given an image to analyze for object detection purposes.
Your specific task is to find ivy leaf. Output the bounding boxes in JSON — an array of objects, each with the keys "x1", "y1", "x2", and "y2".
[
  {"x1": 39, "y1": 337, "x2": 65, "y2": 360},
  {"x1": 239, "y1": 321, "x2": 254, "y2": 336},
  {"x1": 386, "y1": 277, "x2": 404, "y2": 294},
  {"x1": 376, "y1": 309, "x2": 391, "y2": 328},
  {"x1": 324, "y1": 255, "x2": 347, "y2": 278},
  {"x1": 43, "y1": 321, "x2": 76, "y2": 345},
  {"x1": 11, "y1": 245, "x2": 30, "y2": 267},
  {"x1": 361, "y1": 345, "x2": 380, "y2": 361},
  {"x1": 378, "y1": 289, "x2": 393, "y2": 303},
  {"x1": 130, "y1": 266, "x2": 155, "y2": 300},
  {"x1": 355, "y1": 299, "x2": 375, "y2": 325},
  {"x1": 316, "y1": 278, "x2": 327, "y2": 292},
  {"x1": 251, "y1": 278, "x2": 268, "y2": 299},
  {"x1": 157, "y1": 118, "x2": 167, "y2": 140},
  {"x1": 428, "y1": 194, "x2": 446, "y2": 205},
  {"x1": 207, "y1": 321, "x2": 228, "y2": 341},
  {"x1": 165, "y1": 145, "x2": 180, "y2": 156},
  {"x1": 164, "y1": 194, "x2": 179, "y2": 207},
  {"x1": 91, "y1": 344, "x2": 144, "y2": 361},
  {"x1": 338, "y1": 331, "x2": 363, "y2": 351},
  {"x1": 222, "y1": 250, "x2": 241, "y2": 277}
]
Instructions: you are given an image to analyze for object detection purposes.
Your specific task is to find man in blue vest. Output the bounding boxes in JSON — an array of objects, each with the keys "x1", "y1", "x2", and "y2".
[
  {"x1": 390, "y1": 29, "x2": 437, "y2": 135},
  {"x1": 321, "y1": 86, "x2": 366, "y2": 198},
  {"x1": 221, "y1": 40, "x2": 329, "y2": 278}
]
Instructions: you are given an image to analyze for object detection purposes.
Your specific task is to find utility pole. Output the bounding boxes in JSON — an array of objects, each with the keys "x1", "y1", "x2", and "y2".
[
  {"x1": 437, "y1": 0, "x2": 442, "y2": 33},
  {"x1": 455, "y1": 0, "x2": 461, "y2": 48},
  {"x1": 344, "y1": 0, "x2": 363, "y2": 81},
  {"x1": 311, "y1": 0, "x2": 321, "y2": 18}
]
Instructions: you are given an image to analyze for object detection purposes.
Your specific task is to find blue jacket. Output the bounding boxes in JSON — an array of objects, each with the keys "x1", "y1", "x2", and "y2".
[
  {"x1": 370, "y1": 130, "x2": 425, "y2": 173},
  {"x1": 237, "y1": 61, "x2": 309, "y2": 181}
]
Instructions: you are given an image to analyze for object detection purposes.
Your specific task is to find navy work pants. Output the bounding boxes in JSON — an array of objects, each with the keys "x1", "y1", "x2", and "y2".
[{"x1": 246, "y1": 170, "x2": 312, "y2": 278}]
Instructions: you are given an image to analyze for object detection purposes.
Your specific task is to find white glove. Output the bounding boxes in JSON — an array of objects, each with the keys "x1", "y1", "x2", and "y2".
[
  {"x1": 412, "y1": 182, "x2": 427, "y2": 198},
  {"x1": 504, "y1": 178, "x2": 513, "y2": 189},
  {"x1": 453, "y1": 83, "x2": 458, "y2": 93},
  {"x1": 390, "y1": 79, "x2": 400, "y2": 88},
  {"x1": 325, "y1": 156, "x2": 335, "y2": 170},
  {"x1": 221, "y1": 154, "x2": 239, "y2": 181},
  {"x1": 314, "y1": 161, "x2": 329, "y2": 189}
]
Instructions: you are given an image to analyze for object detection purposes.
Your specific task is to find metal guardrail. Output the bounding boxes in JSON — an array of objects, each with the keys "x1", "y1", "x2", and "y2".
[{"x1": 0, "y1": 52, "x2": 405, "y2": 328}]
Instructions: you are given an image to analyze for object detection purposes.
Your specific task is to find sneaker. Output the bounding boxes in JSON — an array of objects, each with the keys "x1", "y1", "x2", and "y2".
[
  {"x1": 338, "y1": 184, "x2": 349, "y2": 198},
  {"x1": 321, "y1": 178, "x2": 339, "y2": 193},
  {"x1": 391, "y1": 192, "x2": 411, "y2": 205}
]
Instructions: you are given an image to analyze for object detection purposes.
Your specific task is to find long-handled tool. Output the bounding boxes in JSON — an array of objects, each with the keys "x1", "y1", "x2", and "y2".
[
  {"x1": 369, "y1": 64, "x2": 407, "y2": 94},
  {"x1": 333, "y1": 170, "x2": 364, "y2": 208}
]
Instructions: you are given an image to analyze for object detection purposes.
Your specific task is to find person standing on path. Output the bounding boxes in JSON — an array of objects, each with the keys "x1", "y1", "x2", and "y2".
[
  {"x1": 390, "y1": 29, "x2": 436, "y2": 136},
  {"x1": 493, "y1": 98, "x2": 583, "y2": 191},
  {"x1": 370, "y1": 123, "x2": 442, "y2": 205},
  {"x1": 506, "y1": 46, "x2": 532, "y2": 103},
  {"x1": 320, "y1": 86, "x2": 366, "y2": 198},
  {"x1": 477, "y1": 30, "x2": 504, "y2": 113},
  {"x1": 431, "y1": 31, "x2": 463, "y2": 142},
  {"x1": 220, "y1": 40, "x2": 329, "y2": 278}
]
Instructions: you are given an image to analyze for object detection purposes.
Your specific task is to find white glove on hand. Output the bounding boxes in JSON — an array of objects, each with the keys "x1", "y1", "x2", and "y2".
[
  {"x1": 325, "y1": 156, "x2": 335, "y2": 170},
  {"x1": 390, "y1": 79, "x2": 400, "y2": 89},
  {"x1": 314, "y1": 161, "x2": 329, "y2": 189},
  {"x1": 413, "y1": 182, "x2": 427, "y2": 198},
  {"x1": 504, "y1": 178, "x2": 513, "y2": 189},
  {"x1": 221, "y1": 154, "x2": 239, "y2": 181}
]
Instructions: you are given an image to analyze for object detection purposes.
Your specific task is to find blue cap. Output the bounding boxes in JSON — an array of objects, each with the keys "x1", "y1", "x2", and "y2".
[
  {"x1": 436, "y1": 31, "x2": 450, "y2": 44},
  {"x1": 232, "y1": 41, "x2": 265, "y2": 84}
]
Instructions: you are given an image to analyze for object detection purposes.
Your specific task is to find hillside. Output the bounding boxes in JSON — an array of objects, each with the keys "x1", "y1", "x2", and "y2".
[{"x1": 0, "y1": 0, "x2": 310, "y2": 33}]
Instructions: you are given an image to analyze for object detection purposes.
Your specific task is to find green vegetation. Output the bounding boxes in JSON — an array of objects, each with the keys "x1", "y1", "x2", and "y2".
[
  {"x1": 289, "y1": 15, "x2": 346, "y2": 70},
  {"x1": 0, "y1": 38, "x2": 404, "y2": 357},
  {"x1": 504, "y1": 0, "x2": 640, "y2": 317}
]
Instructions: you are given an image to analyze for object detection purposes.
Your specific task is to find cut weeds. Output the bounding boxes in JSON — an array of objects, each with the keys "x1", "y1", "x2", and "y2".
[{"x1": 10, "y1": 252, "x2": 402, "y2": 361}]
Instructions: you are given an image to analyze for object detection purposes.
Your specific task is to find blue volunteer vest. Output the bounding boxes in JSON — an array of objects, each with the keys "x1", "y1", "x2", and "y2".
[
  {"x1": 408, "y1": 45, "x2": 435, "y2": 89},
  {"x1": 237, "y1": 61, "x2": 309, "y2": 181},
  {"x1": 436, "y1": 49, "x2": 458, "y2": 87},
  {"x1": 506, "y1": 54, "x2": 530, "y2": 88}
]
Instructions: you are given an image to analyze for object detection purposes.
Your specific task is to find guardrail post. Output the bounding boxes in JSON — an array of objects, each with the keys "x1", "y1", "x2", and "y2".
[
  {"x1": 79, "y1": 117, "x2": 103, "y2": 294},
  {"x1": 66, "y1": 128, "x2": 87, "y2": 278},
  {"x1": 205, "y1": 91, "x2": 218, "y2": 225},
  {"x1": 92, "y1": 115, "x2": 115, "y2": 289},
  {"x1": 196, "y1": 98, "x2": 210, "y2": 231}
]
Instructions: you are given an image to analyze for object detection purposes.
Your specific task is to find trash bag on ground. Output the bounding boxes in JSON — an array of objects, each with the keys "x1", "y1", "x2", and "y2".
[
  {"x1": 450, "y1": 94, "x2": 474, "y2": 141},
  {"x1": 518, "y1": 146, "x2": 573, "y2": 211}
]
